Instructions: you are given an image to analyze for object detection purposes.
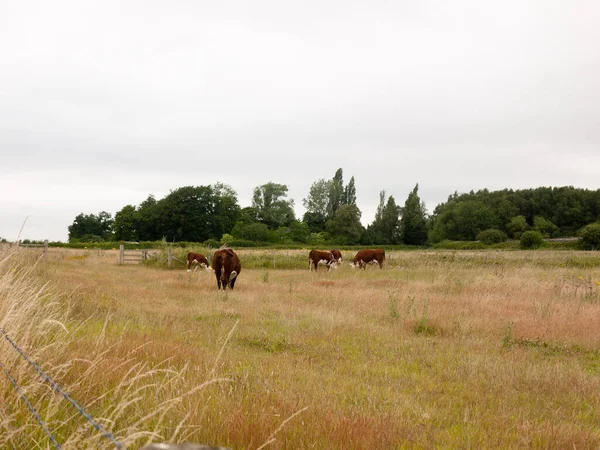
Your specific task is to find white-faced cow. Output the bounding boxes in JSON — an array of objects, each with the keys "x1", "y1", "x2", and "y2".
[
  {"x1": 330, "y1": 249, "x2": 342, "y2": 265},
  {"x1": 350, "y1": 248, "x2": 385, "y2": 269},
  {"x1": 187, "y1": 252, "x2": 211, "y2": 272},
  {"x1": 308, "y1": 250, "x2": 336, "y2": 272},
  {"x1": 212, "y1": 248, "x2": 241, "y2": 290}
]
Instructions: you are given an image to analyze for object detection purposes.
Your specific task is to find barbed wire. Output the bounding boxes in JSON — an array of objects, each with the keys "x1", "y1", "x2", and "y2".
[
  {"x1": 0, "y1": 325, "x2": 123, "y2": 449},
  {"x1": 0, "y1": 360, "x2": 61, "y2": 449}
]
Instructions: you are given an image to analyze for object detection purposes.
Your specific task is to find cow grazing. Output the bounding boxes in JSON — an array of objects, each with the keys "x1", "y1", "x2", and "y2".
[
  {"x1": 308, "y1": 250, "x2": 336, "y2": 272},
  {"x1": 187, "y1": 252, "x2": 211, "y2": 272},
  {"x1": 212, "y1": 248, "x2": 241, "y2": 290},
  {"x1": 350, "y1": 249, "x2": 385, "y2": 269},
  {"x1": 330, "y1": 249, "x2": 342, "y2": 265}
]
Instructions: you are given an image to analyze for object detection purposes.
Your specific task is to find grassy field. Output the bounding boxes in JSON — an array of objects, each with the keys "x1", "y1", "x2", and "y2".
[{"x1": 2, "y1": 245, "x2": 600, "y2": 449}]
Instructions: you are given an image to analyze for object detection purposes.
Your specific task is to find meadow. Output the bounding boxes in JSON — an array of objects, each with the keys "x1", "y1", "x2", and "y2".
[{"x1": 2, "y1": 245, "x2": 600, "y2": 449}]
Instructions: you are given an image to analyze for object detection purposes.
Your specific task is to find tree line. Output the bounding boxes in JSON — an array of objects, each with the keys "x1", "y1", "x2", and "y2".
[{"x1": 68, "y1": 171, "x2": 600, "y2": 247}]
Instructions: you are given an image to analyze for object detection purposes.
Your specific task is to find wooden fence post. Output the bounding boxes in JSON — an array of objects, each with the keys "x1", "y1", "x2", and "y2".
[
  {"x1": 43, "y1": 240, "x2": 48, "y2": 258},
  {"x1": 168, "y1": 247, "x2": 173, "y2": 269},
  {"x1": 119, "y1": 244, "x2": 124, "y2": 265}
]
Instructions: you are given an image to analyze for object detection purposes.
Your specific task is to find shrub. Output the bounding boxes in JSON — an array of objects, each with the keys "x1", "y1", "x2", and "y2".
[
  {"x1": 578, "y1": 223, "x2": 600, "y2": 250},
  {"x1": 431, "y1": 240, "x2": 486, "y2": 250},
  {"x1": 520, "y1": 230, "x2": 543, "y2": 249},
  {"x1": 203, "y1": 238, "x2": 221, "y2": 248},
  {"x1": 476, "y1": 229, "x2": 508, "y2": 245}
]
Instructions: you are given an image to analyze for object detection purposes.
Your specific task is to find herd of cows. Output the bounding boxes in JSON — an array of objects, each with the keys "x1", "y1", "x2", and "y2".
[{"x1": 187, "y1": 247, "x2": 386, "y2": 290}]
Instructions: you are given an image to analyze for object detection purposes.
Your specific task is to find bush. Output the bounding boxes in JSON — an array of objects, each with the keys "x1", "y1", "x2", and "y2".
[
  {"x1": 203, "y1": 238, "x2": 221, "y2": 248},
  {"x1": 432, "y1": 240, "x2": 487, "y2": 250},
  {"x1": 578, "y1": 223, "x2": 600, "y2": 250},
  {"x1": 476, "y1": 229, "x2": 508, "y2": 245},
  {"x1": 520, "y1": 231, "x2": 543, "y2": 249}
]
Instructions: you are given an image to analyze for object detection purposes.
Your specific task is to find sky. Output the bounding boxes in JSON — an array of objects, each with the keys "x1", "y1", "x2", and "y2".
[{"x1": 1, "y1": 0, "x2": 599, "y2": 242}]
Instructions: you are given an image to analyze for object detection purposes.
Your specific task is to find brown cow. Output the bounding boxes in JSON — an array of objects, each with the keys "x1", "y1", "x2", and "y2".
[
  {"x1": 187, "y1": 252, "x2": 211, "y2": 272},
  {"x1": 212, "y1": 247, "x2": 241, "y2": 290},
  {"x1": 350, "y1": 249, "x2": 385, "y2": 269},
  {"x1": 330, "y1": 249, "x2": 342, "y2": 265},
  {"x1": 308, "y1": 250, "x2": 336, "y2": 272}
]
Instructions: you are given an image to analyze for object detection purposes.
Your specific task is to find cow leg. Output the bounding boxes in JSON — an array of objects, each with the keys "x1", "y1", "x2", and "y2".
[
  {"x1": 229, "y1": 277, "x2": 236, "y2": 289},
  {"x1": 215, "y1": 270, "x2": 222, "y2": 289}
]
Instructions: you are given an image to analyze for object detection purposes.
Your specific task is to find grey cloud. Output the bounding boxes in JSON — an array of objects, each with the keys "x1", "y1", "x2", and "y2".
[{"x1": 1, "y1": 0, "x2": 599, "y2": 241}]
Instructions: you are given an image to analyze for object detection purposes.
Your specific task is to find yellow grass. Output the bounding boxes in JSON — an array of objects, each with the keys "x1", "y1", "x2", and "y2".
[{"x1": 2, "y1": 245, "x2": 600, "y2": 448}]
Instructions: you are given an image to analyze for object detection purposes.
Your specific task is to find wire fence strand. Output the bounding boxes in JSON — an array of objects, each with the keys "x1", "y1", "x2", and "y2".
[
  {"x1": 0, "y1": 325, "x2": 123, "y2": 449},
  {"x1": 0, "y1": 360, "x2": 62, "y2": 449}
]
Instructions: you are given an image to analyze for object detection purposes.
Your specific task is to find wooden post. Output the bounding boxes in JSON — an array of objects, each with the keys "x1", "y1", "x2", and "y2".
[
  {"x1": 273, "y1": 252, "x2": 276, "y2": 269},
  {"x1": 43, "y1": 240, "x2": 48, "y2": 258},
  {"x1": 119, "y1": 244, "x2": 124, "y2": 265},
  {"x1": 168, "y1": 247, "x2": 173, "y2": 269}
]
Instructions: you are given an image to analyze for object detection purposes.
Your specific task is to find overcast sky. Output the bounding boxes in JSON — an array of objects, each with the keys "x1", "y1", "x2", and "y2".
[{"x1": 1, "y1": 1, "x2": 599, "y2": 242}]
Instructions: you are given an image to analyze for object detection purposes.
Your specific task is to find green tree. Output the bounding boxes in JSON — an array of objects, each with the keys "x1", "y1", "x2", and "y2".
[
  {"x1": 68, "y1": 211, "x2": 113, "y2": 242},
  {"x1": 429, "y1": 200, "x2": 499, "y2": 242},
  {"x1": 252, "y1": 182, "x2": 296, "y2": 229},
  {"x1": 112, "y1": 205, "x2": 138, "y2": 241},
  {"x1": 231, "y1": 222, "x2": 269, "y2": 242},
  {"x1": 158, "y1": 186, "x2": 216, "y2": 242},
  {"x1": 400, "y1": 184, "x2": 428, "y2": 245},
  {"x1": 327, "y1": 168, "x2": 344, "y2": 218},
  {"x1": 326, "y1": 204, "x2": 364, "y2": 245},
  {"x1": 343, "y1": 176, "x2": 357, "y2": 205},
  {"x1": 211, "y1": 182, "x2": 241, "y2": 238},
  {"x1": 367, "y1": 191, "x2": 401, "y2": 244},
  {"x1": 289, "y1": 220, "x2": 310, "y2": 243},
  {"x1": 533, "y1": 216, "x2": 559, "y2": 238},
  {"x1": 578, "y1": 223, "x2": 600, "y2": 250},
  {"x1": 302, "y1": 179, "x2": 331, "y2": 233},
  {"x1": 520, "y1": 230, "x2": 543, "y2": 249},
  {"x1": 302, "y1": 211, "x2": 328, "y2": 234},
  {"x1": 506, "y1": 215, "x2": 529, "y2": 239},
  {"x1": 136, "y1": 195, "x2": 161, "y2": 241}
]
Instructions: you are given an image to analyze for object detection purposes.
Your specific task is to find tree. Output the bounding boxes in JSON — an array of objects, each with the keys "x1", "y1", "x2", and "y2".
[
  {"x1": 367, "y1": 191, "x2": 401, "y2": 244},
  {"x1": 302, "y1": 179, "x2": 331, "y2": 233},
  {"x1": 136, "y1": 195, "x2": 161, "y2": 241},
  {"x1": 343, "y1": 176, "x2": 357, "y2": 205},
  {"x1": 533, "y1": 216, "x2": 559, "y2": 238},
  {"x1": 506, "y1": 215, "x2": 529, "y2": 239},
  {"x1": 252, "y1": 182, "x2": 295, "y2": 229},
  {"x1": 400, "y1": 184, "x2": 428, "y2": 245},
  {"x1": 578, "y1": 223, "x2": 600, "y2": 250},
  {"x1": 520, "y1": 230, "x2": 543, "y2": 249},
  {"x1": 158, "y1": 186, "x2": 216, "y2": 242},
  {"x1": 112, "y1": 205, "x2": 138, "y2": 241},
  {"x1": 211, "y1": 182, "x2": 241, "y2": 238},
  {"x1": 289, "y1": 220, "x2": 310, "y2": 243},
  {"x1": 327, "y1": 168, "x2": 344, "y2": 218},
  {"x1": 429, "y1": 200, "x2": 499, "y2": 242},
  {"x1": 151, "y1": 185, "x2": 241, "y2": 242},
  {"x1": 326, "y1": 204, "x2": 364, "y2": 245},
  {"x1": 68, "y1": 211, "x2": 113, "y2": 242},
  {"x1": 303, "y1": 179, "x2": 331, "y2": 217},
  {"x1": 231, "y1": 222, "x2": 269, "y2": 242}
]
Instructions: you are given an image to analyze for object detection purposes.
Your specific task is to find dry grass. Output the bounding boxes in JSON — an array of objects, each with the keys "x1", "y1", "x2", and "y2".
[{"x1": 3, "y1": 245, "x2": 600, "y2": 448}]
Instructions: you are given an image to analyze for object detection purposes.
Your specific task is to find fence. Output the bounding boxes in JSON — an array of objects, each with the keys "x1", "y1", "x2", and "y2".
[
  {"x1": 118, "y1": 245, "x2": 157, "y2": 265},
  {"x1": 1, "y1": 325, "x2": 231, "y2": 449},
  {"x1": 18, "y1": 240, "x2": 48, "y2": 257}
]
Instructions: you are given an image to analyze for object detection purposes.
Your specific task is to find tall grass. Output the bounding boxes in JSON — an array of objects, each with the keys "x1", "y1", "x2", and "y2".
[
  {"x1": 0, "y1": 245, "x2": 231, "y2": 449},
  {"x1": 7, "y1": 245, "x2": 600, "y2": 448}
]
